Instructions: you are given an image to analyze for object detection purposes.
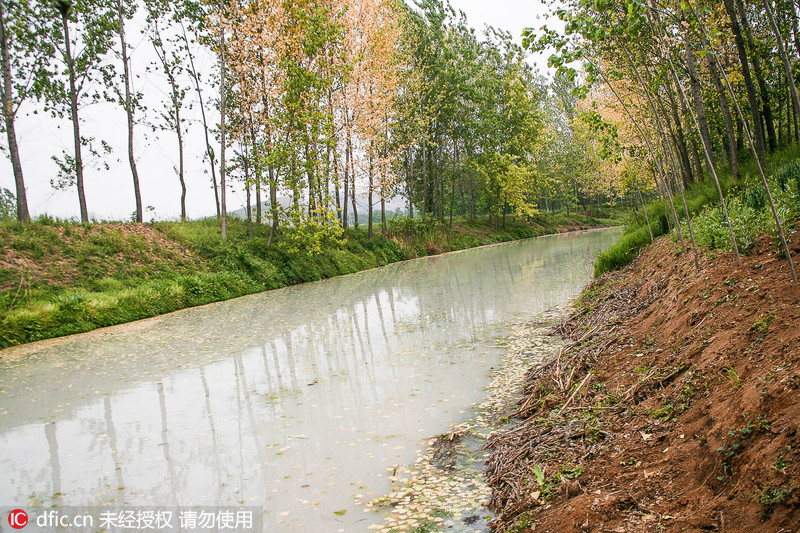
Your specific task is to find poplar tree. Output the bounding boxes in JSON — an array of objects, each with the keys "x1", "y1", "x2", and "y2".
[
  {"x1": 112, "y1": 0, "x2": 143, "y2": 222},
  {"x1": 146, "y1": 0, "x2": 190, "y2": 221},
  {"x1": 0, "y1": 0, "x2": 47, "y2": 222},
  {"x1": 35, "y1": 0, "x2": 116, "y2": 224}
]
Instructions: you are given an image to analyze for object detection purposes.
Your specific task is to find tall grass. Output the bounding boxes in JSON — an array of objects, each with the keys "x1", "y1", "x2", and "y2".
[
  {"x1": 593, "y1": 146, "x2": 800, "y2": 277},
  {"x1": 594, "y1": 178, "x2": 729, "y2": 276},
  {"x1": 679, "y1": 160, "x2": 800, "y2": 255}
]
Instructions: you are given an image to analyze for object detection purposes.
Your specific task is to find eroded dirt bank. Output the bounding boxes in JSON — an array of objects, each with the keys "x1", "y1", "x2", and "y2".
[{"x1": 486, "y1": 229, "x2": 800, "y2": 532}]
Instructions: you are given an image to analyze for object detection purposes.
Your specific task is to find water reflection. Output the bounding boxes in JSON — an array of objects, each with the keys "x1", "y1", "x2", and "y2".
[{"x1": 0, "y1": 229, "x2": 620, "y2": 530}]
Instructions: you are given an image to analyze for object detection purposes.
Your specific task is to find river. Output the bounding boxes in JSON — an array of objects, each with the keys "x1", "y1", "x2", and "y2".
[{"x1": 0, "y1": 228, "x2": 620, "y2": 531}]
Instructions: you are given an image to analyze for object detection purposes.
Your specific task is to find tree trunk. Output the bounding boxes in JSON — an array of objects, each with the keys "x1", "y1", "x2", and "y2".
[
  {"x1": 61, "y1": 8, "x2": 88, "y2": 224},
  {"x1": 736, "y1": 0, "x2": 778, "y2": 152},
  {"x1": 673, "y1": 77, "x2": 704, "y2": 183},
  {"x1": 637, "y1": 103, "x2": 688, "y2": 240},
  {"x1": 290, "y1": 158, "x2": 300, "y2": 218},
  {"x1": 662, "y1": 77, "x2": 695, "y2": 185},
  {"x1": 244, "y1": 152, "x2": 252, "y2": 237},
  {"x1": 469, "y1": 175, "x2": 475, "y2": 221},
  {"x1": 788, "y1": 84, "x2": 800, "y2": 142},
  {"x1": 116, "y1": 0, "x2": 142, "y2": 222},
  {"x1": 333, "y1": 140, "x2": 341, "y2": 225},
  {"x1": 304, "y1": 138, "x2": 315, "y2": 219},
  {"x1": 219, "y1": 23, "x2": 227, "y2": 240},
  {"x1": 343, "y1": 127, "x2": 349, "y2": 229},
  {"x1": 653, "y1": 10, "x2": 741, "y2": 266},
  {"x1": 683, "y1": 34, "x2": 716, "y2": 172},
  {"x1": 246, "y1": 183, "x2": 252, "y2": 236},
  {"x1": 381, "y1": 173, "x2": 387, "y2": 237},
  {"x1": 381, "y1": 124, "x2": 388, "y2": 235},
  {"x1": 737, "y1": 113, "x2": 744, "y2": 151},
  {"x1": 328, "y1": 89, "x2": 340, "y2": 225},
  {"x1": 347, "y1": 126, "x2": 357, "y2": 227},
  {"x1": 632, "y1": 46, "x2": 693, "y2": 194},
  {"x1": 697, "y1": 29, "x2": 739, "y2": 180},
  {"x1": 450, "y1": 143, "x2": 458, "y2": 226},
  {"x1": 687, "y1": 0, "x2": 797, "y2": 280},
  {"x1": 251, "y1": 127, "x2": 261, "y2": 225},
  {"x1": 792, "y1": 0, "x2": 800, "y2": 60},
  {"x1": 255, "y1": 181, "x2": 261, "y2": 225},
  {"x1": 368, "y1": 145, "x2": 374, "y2": 238},
  {"x1": 723, "y1": 0, "x2": 767, "y2": 161},
  {"x1": 268, "y1": 163, "x2": 277, "y2": 246},
  {"x1": 764, "y1": 0, "x2": 800, "y2": 141},
  {"x1": 0, "y1": 0, "x2": 29, "y2": 222},
  {"x1": 777, "y1": 73, "x2": 784, "y2": 146},
  {"x1": 324, "y1": 139, "x2": 331, "y2": 216},
  {"x1": 436, "y1": 143, "x2": 444, "y2": 219},
  {"x1": 176, "y1": 100, "x2": 186, "y2": 221},
  {"x1": 421, "y1": 140, "x2": 428, "y2": 217},
  {"x1": 181, "y1": 22, "x2": 220, "y2": 218},
  {"x1": 152, "y1": 27, "x2": 185, "y2": 220},
  {"x1": 405, "y1": 146, "x2": 413, "y2": 219},
  {"x1": 264, "y1": 105, "x2": 278, "y2": 246}
]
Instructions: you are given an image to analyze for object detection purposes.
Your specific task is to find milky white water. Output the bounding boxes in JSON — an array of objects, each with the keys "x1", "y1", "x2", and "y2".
[{"x1": 0, "y1": 228, "x2": 620, "y2": 531}]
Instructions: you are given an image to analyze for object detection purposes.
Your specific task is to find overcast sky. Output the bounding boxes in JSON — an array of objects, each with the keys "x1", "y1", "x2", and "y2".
[
  {"x1": 448, "y1": 0, "x2": 562, "y2": 73},
  {"x1": 0, "y1": 0, "x2": 562, "y2": 223}
]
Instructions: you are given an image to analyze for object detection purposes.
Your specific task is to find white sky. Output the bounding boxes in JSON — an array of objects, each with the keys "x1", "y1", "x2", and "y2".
[
  {"x1": 0, "y1": 0, "x2": 562, "y2": 222},
  {"x1": 448, "y1": 0, "x2": 562, "y2": 74}
]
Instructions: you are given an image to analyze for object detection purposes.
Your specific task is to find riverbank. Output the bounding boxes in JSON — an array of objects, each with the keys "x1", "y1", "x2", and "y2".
[
  {"x1": 0, "y1": 214, "x2": 616, "y2": 349},
  {"x1": 485, "y1": 226, "x2": 800, "y2": 532}
]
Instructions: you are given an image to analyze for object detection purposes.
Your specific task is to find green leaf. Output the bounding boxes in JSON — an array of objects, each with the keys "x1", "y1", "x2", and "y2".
[{"x1": 533, "y1": 465, "x2": 545, "y2": 486}]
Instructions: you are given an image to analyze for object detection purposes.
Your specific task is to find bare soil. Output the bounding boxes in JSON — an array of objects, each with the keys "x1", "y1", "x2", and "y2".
[
  {"x1": 0, "y1": 223, "x2": 202, "y2": 292},
  {"x1": 486, "y1": 227, "x2": 800, "y2": 532}
]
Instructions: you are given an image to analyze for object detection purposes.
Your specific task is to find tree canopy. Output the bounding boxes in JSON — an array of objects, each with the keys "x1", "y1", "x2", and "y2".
[{"x1": 0, "y1": 0, "x2": 686, "y2": 235}]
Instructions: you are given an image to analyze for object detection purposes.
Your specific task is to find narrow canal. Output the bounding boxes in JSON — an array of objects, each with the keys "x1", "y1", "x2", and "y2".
[{"x1": 0, "y1": 228, "x2": 620, "y2": 531}]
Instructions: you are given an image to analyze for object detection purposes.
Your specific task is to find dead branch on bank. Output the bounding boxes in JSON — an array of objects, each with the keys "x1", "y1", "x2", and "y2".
[{"x1": 484, "y1": 270, "x2": 667, "y2": 531}]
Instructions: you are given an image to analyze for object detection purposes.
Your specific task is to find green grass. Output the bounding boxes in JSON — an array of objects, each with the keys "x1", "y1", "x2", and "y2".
[
  {"x1": 386, "y1": 212, "x2": 616, "y2": 256},
  {"x1": 0, "y1": 211, "x2": 619, "y2": 348},
  {"x1": 594, "y1": 145, "x2": 800, "y2": 277}
]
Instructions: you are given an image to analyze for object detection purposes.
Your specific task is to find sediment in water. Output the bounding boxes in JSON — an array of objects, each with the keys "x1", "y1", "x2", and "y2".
[{"x1": 364, "y1": 314, "x2": 568, "y2": 532}]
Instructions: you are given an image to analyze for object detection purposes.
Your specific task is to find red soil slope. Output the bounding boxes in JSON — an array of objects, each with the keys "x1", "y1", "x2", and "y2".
[{"x1": 486, "y1": 228, "x2": 800, "y2": 532}]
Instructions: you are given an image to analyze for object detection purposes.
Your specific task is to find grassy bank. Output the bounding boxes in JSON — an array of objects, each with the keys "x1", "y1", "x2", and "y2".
[
  {"x1": 0, "y1": 212, "x2": 617, "y2": 349},
  {"x1": 594, "y1": 145, "x2": 800, "y2": 277}
]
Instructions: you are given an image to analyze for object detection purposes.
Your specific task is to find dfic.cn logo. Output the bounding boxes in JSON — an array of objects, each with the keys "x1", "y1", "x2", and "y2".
[{"x1": 8, "y1": 509, "x2": 28, "y2": 529}]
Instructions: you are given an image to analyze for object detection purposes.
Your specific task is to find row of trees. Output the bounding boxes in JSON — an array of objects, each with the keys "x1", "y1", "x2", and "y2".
[
  {"x1": 0, "y1": 0, "x2": 218, "y2": 224},
  {"x1": 535, "y1": 0, "x2": 800, "y2": 280},
  {"x1": 217, "y1": 0, "x2": 625, "y2": 240},
  {"x1": 1, "y1": 0, "x2": 630, "y2": 237}
]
